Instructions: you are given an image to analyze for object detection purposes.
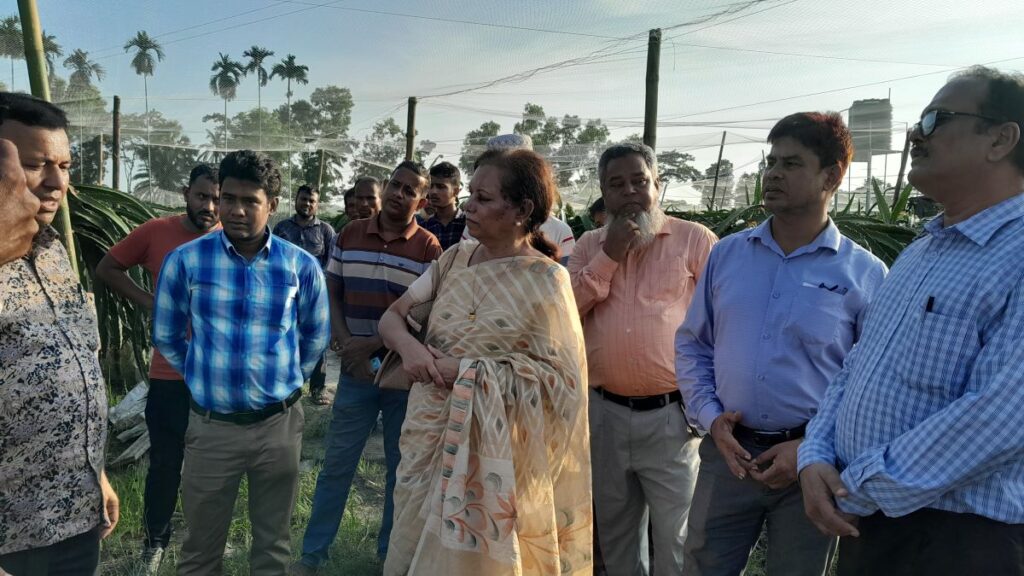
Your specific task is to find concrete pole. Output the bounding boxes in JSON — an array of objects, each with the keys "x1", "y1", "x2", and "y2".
[
  {"x1": 642, "y1": 29, "x2": 661, "y2": 151},
  {"x1": 405, "y1": 96, "x2": 417, "y2": 161}
]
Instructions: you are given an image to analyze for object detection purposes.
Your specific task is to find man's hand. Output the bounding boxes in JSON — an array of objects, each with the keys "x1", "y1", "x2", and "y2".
[
  {"x1": 800, "y1": 462, "x2": 860, "y2": 538},
  {"x1": 602, "y1": 211, "x2": 641, "y2": 262},
  {"x1": 338, "y1": 336, "x2": 379, "y2": 372},
  {"x1": 750, "y1": 439, "x2": 800, "y2": 489},
  {"x1": 427, "y1": 345, "x2": 460, "y2": 389},
  {"x1": 98, "y1": 470, "x2": 120, "y2": 539},
  {"x1": 710, "y1": 411, "x2": 755, "y2": 479},
  {"x1": 0, "y1": 139, "x2": 40, "y2": 265}
]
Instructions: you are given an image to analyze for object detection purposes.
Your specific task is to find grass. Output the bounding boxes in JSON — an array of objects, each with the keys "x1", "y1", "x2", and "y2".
[{"x1": 100, "y1": 385, "x2": 388, "y2": 576}]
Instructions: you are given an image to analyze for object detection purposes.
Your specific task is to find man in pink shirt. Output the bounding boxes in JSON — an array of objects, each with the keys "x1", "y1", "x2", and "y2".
[
  {"x1": 569, "y1": 143, "x2": 716, "y2": 576},
  {"x1": 95, "y1": 164, "x2": 221, "y2": 574}
]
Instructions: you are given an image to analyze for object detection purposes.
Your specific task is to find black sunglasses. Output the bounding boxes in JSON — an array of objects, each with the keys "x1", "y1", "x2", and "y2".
[{"x1": 913, "y1": 109, "x2": 1007, "y2": 137}]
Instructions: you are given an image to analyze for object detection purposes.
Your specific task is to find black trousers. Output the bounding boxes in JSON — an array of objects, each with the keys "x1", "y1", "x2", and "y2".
[
  {"x1": 839, "y1": 508, "x2": 1024, "y2": 576},
  {"x1": 143, "y1": 378, "x2": 191, "y2": 549},
  {"x1": 309, "y1": 353, "x2": 327, "y2": 394},
  {"x1": 0, "y1": 527, "x2": 100, "y2": 576}
]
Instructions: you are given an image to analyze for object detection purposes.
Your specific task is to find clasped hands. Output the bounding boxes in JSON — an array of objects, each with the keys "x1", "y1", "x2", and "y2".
[
  {"x1": 400, "y1": 342, "x2": 460, "y2": 389},
  {"x1": 711, "y1": 411, "x2": 860, "y2": 538}
]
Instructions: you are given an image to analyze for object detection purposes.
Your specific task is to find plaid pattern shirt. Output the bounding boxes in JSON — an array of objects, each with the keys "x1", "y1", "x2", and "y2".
[
  {"x1": 152, "y1": 229, "x2": 330, "y2": 413},
  {"x1": 420, "y1": 212, "x2": 466, "y2": 251},
  {"x1": 799, "y1": 193, "x2": 1024, "y2": 523}
]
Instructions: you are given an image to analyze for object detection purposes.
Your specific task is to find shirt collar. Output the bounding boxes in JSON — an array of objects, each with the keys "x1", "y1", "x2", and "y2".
[
  {"x1": 367, "y1": 214, "x2": 419, "y2": 240},
  {"x1": 218, "y1": 227, "x2": 273, "y2": 260},
  {"x1": 748, "y1": 216, "x2": 841, "y2": 257},
  {"x1": 925, "y1": 193, "x2": 1024, "y2": 247},
  {"x1": 291, "y1": 214, "x2": 321, "y2": 228}
]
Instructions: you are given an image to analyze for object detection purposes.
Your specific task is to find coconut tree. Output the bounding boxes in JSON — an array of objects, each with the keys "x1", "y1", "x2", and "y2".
[
  {"x1": 209, "y1": 53, "x2": 244, "y2": 150},
  {"x1": 0, "y1": 16, "x2": 22, "y2": 88},
  {"x1": 63, "y1": 48, "x2": 105, "y2": 88},
  {"x1": 124, "y1": 31, "x2": 165, "y2": 194},
  {"x1": 41, "y1": 30, "x2": 62, "y2": 81},
  {"x1": 243, "y1": 45, "x2": 274, "y2": 149},
  {"x1": 270, "y1": 54, "x2": 308, "y2": 128}
]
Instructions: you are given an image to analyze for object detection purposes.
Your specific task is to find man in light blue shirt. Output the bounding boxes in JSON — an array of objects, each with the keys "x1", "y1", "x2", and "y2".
[
  {"x1": 798, "y1": 67, "x2": 1024, "y2": 576},
  {"x1": 676, "y1": 112, "x2": 886, "y2": 576}
]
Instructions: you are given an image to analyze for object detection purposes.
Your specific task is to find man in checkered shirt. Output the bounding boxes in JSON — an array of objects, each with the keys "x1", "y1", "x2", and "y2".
[{"x1": 798, "y1": 66, "x2": 1024, "y2": 575}]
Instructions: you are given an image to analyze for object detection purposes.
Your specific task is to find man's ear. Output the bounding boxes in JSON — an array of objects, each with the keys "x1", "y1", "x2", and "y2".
[
  {"x1": 988, "y1": 121, "x2": 1022, "y2": 164},
  {"x1": 823, "y1": 164, "x2": 843, "y2": 193},
  {"x1": 269, "y1": 196, "x2": 280, "y2": 214},
  {"x1": 415, "y1": 195, "x2": 427, "y2": 211}
]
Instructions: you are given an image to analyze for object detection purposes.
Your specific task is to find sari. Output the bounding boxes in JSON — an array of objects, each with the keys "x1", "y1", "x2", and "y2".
[{"x1": 384, "y1": 240, "x2": 592, "y2": 576}]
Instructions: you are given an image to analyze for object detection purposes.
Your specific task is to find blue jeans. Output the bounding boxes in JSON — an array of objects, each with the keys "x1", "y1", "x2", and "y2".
[{"x1": 300, "y1": 373, "x2": 409, "y2": 566}]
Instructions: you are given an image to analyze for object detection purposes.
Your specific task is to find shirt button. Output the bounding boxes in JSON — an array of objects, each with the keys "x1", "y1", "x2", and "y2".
[
  {"x1": 772, "y1": 292, "x2": 780, "y2": 299},
  {"x1": 626, "y1": 328, "x2": 632, "y2": 333},
  {"x1": 761, "y1": 414, "x2": 769, "y2": 420},
  {"x1": 757, "y1": 375, "x2": 765, "y2": 381},
  {"x1": 762, "y1": 333, "x2": 771, "y2": 340}
]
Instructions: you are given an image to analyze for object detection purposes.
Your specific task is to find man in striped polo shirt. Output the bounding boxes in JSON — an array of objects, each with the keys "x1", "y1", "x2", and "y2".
[{"x1": 295, "y1": 161, "x2": 441, "y2": 574}]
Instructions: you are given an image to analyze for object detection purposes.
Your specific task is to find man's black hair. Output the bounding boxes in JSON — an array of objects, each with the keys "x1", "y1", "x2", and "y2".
[
  {"x1": 429, "y1": 161, "x2": 461, "y2": 186},
  {"x1": 218, "y1": 150, "x2": 283, "y2": 198},
  {"x1": 0, "y1": 92, "x2": 69, "y2": 130},
  {"x1": 188, "y1": 163, "x2": 218, "y2": 187},
  {"x1": 297, "y1": 184, "x2": 319, "y2": 198}
]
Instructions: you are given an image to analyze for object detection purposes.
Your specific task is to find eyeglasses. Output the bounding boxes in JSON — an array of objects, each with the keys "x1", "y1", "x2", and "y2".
[{"x1": 913, "y1": 109, "x2": 1008, "y2": 137}]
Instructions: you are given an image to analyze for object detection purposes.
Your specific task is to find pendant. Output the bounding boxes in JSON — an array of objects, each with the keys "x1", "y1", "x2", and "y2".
[{"x1": 468, "y1": 312, "x2": 476, "y2": 322}]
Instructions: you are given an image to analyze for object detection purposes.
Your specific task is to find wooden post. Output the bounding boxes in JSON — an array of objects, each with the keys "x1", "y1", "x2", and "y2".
[
  {"x1": 642, "y1": 29, "x2": 661, "y2": 151},
  {"x1": 893, "y1": 128, "x2": 911, "y2": 200},
  {"x1": 97, "y1": 133, "x2": 104, "y2": 185},
  {"x1": 317, "y1": 148, "x2": 326, "y2": 190},
  {"x1": 405, "y1": 96, "x2": 417, "y2": 161},
  {"x1": 710, "y1": 130, "x2": 727, "y2": 209},
  {"x1": 112, "y1": 96, "x2": 121, "y2": 191},
  {"x1": 18, "y1": 0, "x2": 77, "y2": 273}
]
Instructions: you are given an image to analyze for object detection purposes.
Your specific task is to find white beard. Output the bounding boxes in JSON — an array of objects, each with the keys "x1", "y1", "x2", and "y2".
[{"x1": 607, "y1": 206, "x2": 666, "y2": 248}]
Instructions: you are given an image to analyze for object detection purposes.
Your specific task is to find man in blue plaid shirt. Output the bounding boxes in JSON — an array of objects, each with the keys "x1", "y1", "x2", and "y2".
[
  {"x1": 153, "y1": 150, "x2": 330, "y2": 575},
  {"x1": 798, "y1": 66, "x2": 1024, "y2": 575}
]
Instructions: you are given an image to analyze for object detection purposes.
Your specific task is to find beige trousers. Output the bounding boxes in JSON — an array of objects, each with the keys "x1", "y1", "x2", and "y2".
[{"x1": 177, "y1": 403, "x2": 304, "y2": 576}]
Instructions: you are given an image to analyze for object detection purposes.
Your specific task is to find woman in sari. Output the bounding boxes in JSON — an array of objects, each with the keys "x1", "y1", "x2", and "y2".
[{"x1": 379, "y1": 148, "x2": 592, "y2": 575}]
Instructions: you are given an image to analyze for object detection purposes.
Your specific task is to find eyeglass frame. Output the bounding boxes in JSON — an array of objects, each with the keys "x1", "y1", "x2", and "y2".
[{"x1": 913, "y1": 109, "x2": 1015, "y2": 138}]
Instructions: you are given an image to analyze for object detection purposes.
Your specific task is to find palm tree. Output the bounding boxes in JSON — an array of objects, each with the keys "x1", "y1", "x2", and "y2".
[
  {"x1": 124, "y1": 31, "x2": 165, "y2": 194},
  {"x1": 209, "y1": 53, "x2": 244, "y2": 150},
  {"x1": 270, "y1": 54, "x2": 308, "y2": 128},
  {"x1": 242, "y1": 45, "x2": 274, "y2": 149},
  {"x1": 0, "y1": 16, "x2": 22, "y2": 88},
  {"x1": 41, "y1": 31, "x2": 62, "y2": 82},
  {"x1": 63, "y1": 48, "x2": 105, "y2": 88}
]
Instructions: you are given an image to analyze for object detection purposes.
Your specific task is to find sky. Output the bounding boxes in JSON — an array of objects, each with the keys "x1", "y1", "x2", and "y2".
[{"x1": 8, "y1": 0, "x2": 1024, "y2": 205}]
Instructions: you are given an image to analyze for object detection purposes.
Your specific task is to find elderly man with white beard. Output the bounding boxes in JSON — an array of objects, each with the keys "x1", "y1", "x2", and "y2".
[{"x1": 569, "y1": 142, "x2": 718, "y2": 576}]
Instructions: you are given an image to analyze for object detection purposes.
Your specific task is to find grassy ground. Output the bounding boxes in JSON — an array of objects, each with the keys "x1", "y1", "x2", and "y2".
[
  {"x1": 100, "y1": 359, "x2": 389, "y2": 576},
  {"x1": 100, "y1": 359, "x2": 832, "y2": 575}
]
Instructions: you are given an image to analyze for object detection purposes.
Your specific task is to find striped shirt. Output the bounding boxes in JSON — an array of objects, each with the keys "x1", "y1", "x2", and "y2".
[
  {"x1": 326, "y1": 216, "x2": 441, "y2": 339},
  {"x1": 798, "y1": 193, "x2": 1024, "y2": 523},
  {"x1": 152, "y1": 229, "x2": 330, "y2": 413}
]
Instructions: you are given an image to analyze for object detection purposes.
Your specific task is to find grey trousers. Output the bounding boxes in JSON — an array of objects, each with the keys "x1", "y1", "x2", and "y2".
[
  {"x1": 682, "y1": 436, "x2": 835, "y2": 576},
  {"x1": 177, "y1": 403, "x2": 304, "y2": 576},
  {"x1": 589, "y1": 389, "x2": 700, "y2": 576}
]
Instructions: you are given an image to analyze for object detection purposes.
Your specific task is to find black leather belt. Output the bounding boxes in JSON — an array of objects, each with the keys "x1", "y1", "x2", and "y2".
[
  {"x1": 599, "y1": 388, "x2": 682, "y2": 411},
  {"x1": 733, "y1": 423, "x2": 807, "y2": 447},
  {"x1": 190, "y1": 389, "x2": 301, "y2": 425}
]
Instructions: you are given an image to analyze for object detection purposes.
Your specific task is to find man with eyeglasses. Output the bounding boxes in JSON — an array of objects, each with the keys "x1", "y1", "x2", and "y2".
[{"x1": 798, "y1": 66, "x2": 1024, "y2": 575}]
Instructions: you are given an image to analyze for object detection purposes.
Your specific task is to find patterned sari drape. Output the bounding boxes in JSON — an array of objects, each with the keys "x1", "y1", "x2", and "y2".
[{"x1": 384, "y1": 242, "x2": 593, "y2": 576}]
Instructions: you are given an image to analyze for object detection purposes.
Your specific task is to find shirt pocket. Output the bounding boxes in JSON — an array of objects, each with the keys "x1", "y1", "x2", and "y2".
[
  {"x1": 640, "y1": 257, "x2": 691, "y2": 305},
  {"x1": 256, "y1": 281, "x2": 300, "y2": 330},
  {"x1": 784, "y1": 286, "x2": 844, "y2": 345},
  {"x1": 898, "y1": 311, "x2": 980, "y2": 396}
]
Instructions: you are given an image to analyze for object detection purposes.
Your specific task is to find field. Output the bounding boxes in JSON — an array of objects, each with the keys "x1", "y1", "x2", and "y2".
[{"x1": 99, "y1": 356, "x2": 824, "y2": 575}]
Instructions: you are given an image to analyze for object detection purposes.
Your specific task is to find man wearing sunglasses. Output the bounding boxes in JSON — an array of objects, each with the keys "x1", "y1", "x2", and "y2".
[{"x1": 798, "y1": 66, "x2": 1024, "y2": 575}]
